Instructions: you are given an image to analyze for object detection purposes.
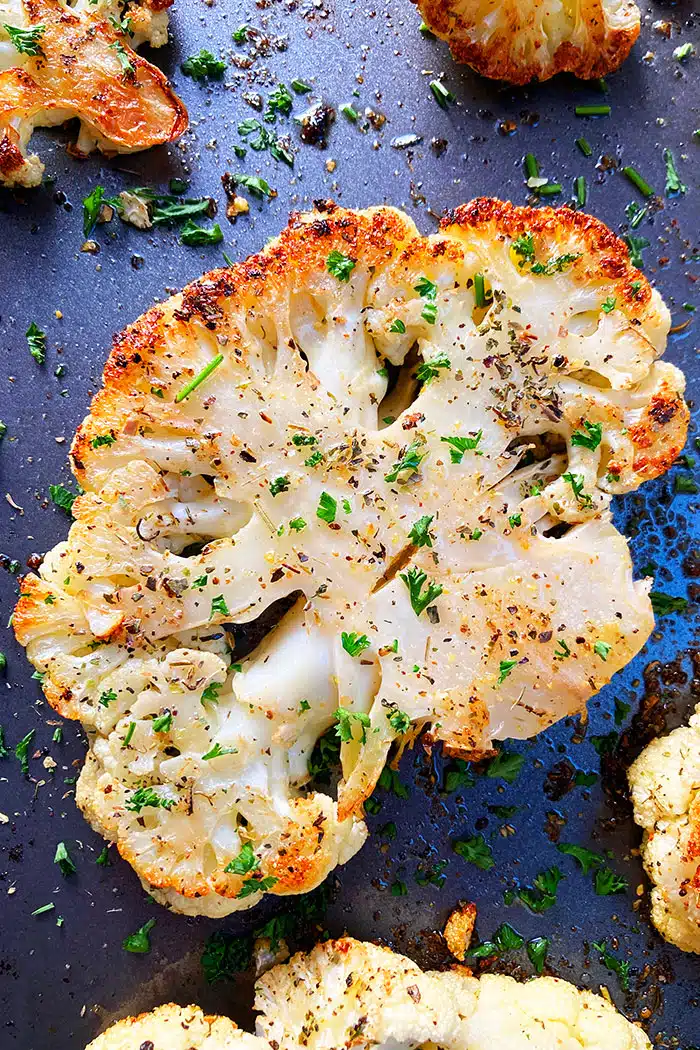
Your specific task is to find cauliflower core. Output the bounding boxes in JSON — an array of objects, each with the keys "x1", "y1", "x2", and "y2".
[
  {"x1": 255, "y1": 937, "x2": 650, "y2": 1050},
  {"x1": 0, "y1": 0, "x2": 187, "y2": 187},
  {"x1": 86, "y1": 1003, "x2": 268, "y2": 1050},
  {"x1": 14, "y1": 199, "x2": 687, "y2": 916},
  {"x1": 629, "y1": 705, "x2": 700, "y2": 953},
  {"x1": 414, "y1": 0, "x2": 640, "y2": 83}
]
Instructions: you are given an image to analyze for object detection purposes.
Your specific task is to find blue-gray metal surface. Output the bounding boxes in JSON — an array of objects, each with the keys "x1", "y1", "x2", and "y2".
[{"x1": 0, "y1": 2, "x2": 698, "y2": 1046}]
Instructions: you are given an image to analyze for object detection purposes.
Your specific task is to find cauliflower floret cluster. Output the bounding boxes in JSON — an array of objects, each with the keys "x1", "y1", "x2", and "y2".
[
  {"x1": 628, "y1": 704, "x2": 700, "y2": 953},
  {"x1": 14, "y1": 199, "x2": 687, "y2": 916},
  {"x1": 86, "y1": 1004, "x2": 268, "y2": 1050},
  {"x1": 256, "y1": 937, "x2": 651, "y2": 1050},
  {"x1": 413, "y1": 0, "x2": 640, "y2": 83},
  {"x1": 0, "y1": 0, "x2": 187, "y2": 187}
]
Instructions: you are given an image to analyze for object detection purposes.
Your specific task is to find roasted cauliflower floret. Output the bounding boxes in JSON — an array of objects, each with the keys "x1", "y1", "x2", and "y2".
[
  {"x1": 86, "y1": 1004, "x2": 268, "y2": 1050},
  {"x1": 255, "y1": 937, "x2": 651, "y2": 1050},
  {"x1": 0, "y1": 0, "x2": 187, "y2": 187},
  {"x1": 628, "y1": 704, "x2": 700, "y2": 953},
  {"x1": 13, "y1": 200, "x2": 687, "y2": 916},
  {"x1": 414, "y1": 0, "x2": 640, "y2": 83}
]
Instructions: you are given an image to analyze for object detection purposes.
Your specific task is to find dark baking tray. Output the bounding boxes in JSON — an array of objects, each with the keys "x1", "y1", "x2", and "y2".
[{"x1": 1, "y1": 1, "x2": 699, "y2": 1046}]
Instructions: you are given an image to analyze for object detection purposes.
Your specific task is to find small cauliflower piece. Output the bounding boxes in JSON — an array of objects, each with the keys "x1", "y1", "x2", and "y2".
[
  {"x1": 414, "y1": 0, "x2": 640, "y2": 83},
  {"x1": 0, "y1": 0, "x2": 187, "y2": 187},
  {"x1": 255, "y1": 937, "x2": 651, "y2": 1050},
  {"x1": 86, "y1": 1004, "x2": 268, "y2": 1050},
  {"x1": 628, "y1": 704, "x2": 700, "y2": 953},
  {"x1": 444, "y1": 900, "x2": 477, "y2": 960},
  {"x1": 13, "y1": 199, "x2": 687, "y2": 916}
]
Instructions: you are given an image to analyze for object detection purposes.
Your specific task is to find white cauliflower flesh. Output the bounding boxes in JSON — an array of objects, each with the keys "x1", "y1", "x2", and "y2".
[
  {"x1": 414, "y1": 0, "x2": 640, "y2": 83},
  {"x1": 14, "y1": 199, "x2": 687, "y2": 916},
  {"x1": 255, "y1": 937, "x2": 651, "y2": 1050},
  {"x1": 86, "y1": 1003, "x2": 268, "y2": 1050},
  {"x1": 0, "y1": 0, "x2": 187, "y2": 187},
  {"x1": 628, "y1": 704, "x2": 700, "y2": 953}
]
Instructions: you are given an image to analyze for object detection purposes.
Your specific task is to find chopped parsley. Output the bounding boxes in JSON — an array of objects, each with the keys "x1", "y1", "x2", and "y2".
[
  {"x1": 441, "y1": 431, "x2": 482, "y2": 463},
  {"x1": 225, "y1": 842, "x2": 259, "y2": 875},
  {"x1": 497, "y1": 659, "x2": 518, "y2": 685},
  {"x1": 15, "y1": 729, "x2": 35, "y2": 774},
  {"x1": 202, "y1": 742, "x2": 237, "y2": 761},
  {"x1": 3, "y1": 21, "x2": 45, "y2": 54},
  {"x1": 650, "y1": 591, "x2": 688, "y2": 616},
  {"x1": 236, "y1": 874, "x2": 278, "y2": 899},
  {"x1": 201, "y1": 682, "x2": 222, "y2": 705},
  {"x1": 508, "y1": 513, "x2": 522, "y2": 528},
  {"x1": 557, "y1": 842, "x2": 604, "y2": 875},
  {"x1": 518, "y1": 866, "x2": 564, "y2": 913},
  {"x1": 125, "y1": 787, "x2": 175, "y2": 812},
  {"x1": 235, "y1": 174, "x2": 273, "y2": 198},
  {"x1": 99, "y1": 688, "x2": 117, "y2": 708},
  {"x1": 399, "y1": 566, "x2": 442, "y2": 617},
  {"x1": 335, "y1": 707, "x2": 371, "y2": 744},
  {"x1": 624, "y1": 234, "x2": 650, "y2": 269},
  {"x1": 181, "y1": 49, "x2": 227, "y2": 80},
  {"x1": 0, "y1": 726, "x2": 8, "y2": 759},
  {"x1": 443, "y1": 758, "x2": 475, "y2": 793},
  {"x1": 563, "y1": 471, "x2": 592, "y2": 507},
  {"x1": 453, "y1": 833, "x2": 495, "y2": 870},
  {"x1": 123, "y1": 918, "x2": 156, "y2": 954},
  {"x1": 487, "y1": 748, "x2": 524, "y2": 783},
  {"x1": 26, "y1": 322, "x2": 46, "y2": 365},
  {"x1": 408, "y1": 514, "x2": 434, "y2": 547},
  {"x1": 152, "y1": 712, "x2": 172, "y2": 733},
  {"x1": 109, "y1": 42, "x2": 134, "y2": 77},
  {"x1": 571, "y1": 420, "x2": 602, "y2": 450},
  {"x1": 594, "y1": 866, "x2": 628, "y2": 895},
  {"x1": 91, "y1": 433, "x2": 115, "y2": 449},
  {"x1": 341, "y1": 631, "x2": 370, "y2": 658},
  {"x1": 54, "y1": 842, "x2": 76, "y2": 876},
  {"x1": 594, "y1": 640, "x2": 612, "y2": 661},
  {"x1": 326, "y1": 250, "x2": 356, "y2": 282},
  {"x1": 317, "y1": 491, "x2": 337, "y2": 523},
  {"x1": 96, "y1": 846, "x2": 111, "y2": 867},
  {"x1": 384, "y1": 440, "x2": 426, "y2": 483},
  {"x1": 601, "y1": 296, "x2": 616, "y2": 314},
  {"x1": 387, "y1": 708, "x2": 411, "y2": 734},
  {"x1": 201, "y1": 930, "x2": 252, "y2": 982},
  {"x1": 305, "y1": 450, "x2": 324, "y2": 467},
  {"x1": 378, "y1": 765, "x2": 410, "y2": 799},
  {"x1": 210, "y1": 595, "x2": 230, "y2": 618},
  {"x1": 269, "y1": 475, "x2": 290, "y2": 497},
  {"x1": 416, "y1": 350, "x2": 450, "y2": 384},
  {"x1": 527, "y1": 936, "x2": 549, "y2": 974},
  {"x1": 292, "y1": 433, "x2": 316, "y2": 446},
  {"x1": 414, "y1": 275, "x2": 438, "y2": 324},
  {"x1": 289, "y1": 516, "x2": 307, "y2": 532},
  {"x1": 49, "y1": 483, "x2": 77, "y2": 515},
  {"x1": 266, "y1": 83, "x2": 293, "y2": 118},
  {"x1": 389, "y1": 318, "x2": 406, "y2": 333},
  {"x1": 191, "y1": 575, "x2": 209, "y2": 589},
  {"x1": 591, "y1": 940, "x2": 630, "y2": 991},
  {"x1": 180, "y1": 221, "x2": 223, "y2": 246}
]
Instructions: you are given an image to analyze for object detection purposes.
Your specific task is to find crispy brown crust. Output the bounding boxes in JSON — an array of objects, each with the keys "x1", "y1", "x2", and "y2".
[
  {"x1": 414, "y1": 0, "x2": 640, "y2": 83},
  {"x1": 0, "y1": 0, "x2": 187, "y2": 181}
]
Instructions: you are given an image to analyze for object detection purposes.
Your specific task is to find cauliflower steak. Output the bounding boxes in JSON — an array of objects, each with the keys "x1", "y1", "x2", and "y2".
[
  {"x1": 0, "y1": 0, "x2": 187, "y2": 187},
  {"x1": 86, "y1": 1004, "x2": 268, "y2": 1050},
  {"x1": 14, "y1": 199, "x2": 687, "y2": 916},
  {"x1": 255, "y1": 937, "x2": 651, "y2": 1050},
  {"x1": 414, "y1": 0, "x2": 641, "y2": 83},
  {"x1": 629, "y1": 704, "x2": 700, "y2": 953}
]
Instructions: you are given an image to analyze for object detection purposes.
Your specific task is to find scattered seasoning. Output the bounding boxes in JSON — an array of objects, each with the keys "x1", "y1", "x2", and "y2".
[
  {"x1": 576, "y1": 136, "x2": 593, "y2": 157},
  {"x1": 3, "y1": 21, "x2": 45, "y2": 54},
  {"x1": 429, "y1": 79, "x2": 455, "y2": 108},
  {"x1": 574, "y1": 105, "x2": 611, "y2": 117},
  {"x1": 175, "y1": 354, "x2": 224, "y2": 403},
  {"x1": 296, "y1": 101, "x2": 335, "y2": 147},
  {"x1": 181, "y1": 49, "x2": 227, "y2": 80},
  {"x1": 26, "y1": 322, "x2": 46, "y2": 365},
  {"x1": 453, "y1": 834, "x2": 494, "y2": 870},
  {"x1": 123, "y1": 918, "x2": 156, "y2": 953}
]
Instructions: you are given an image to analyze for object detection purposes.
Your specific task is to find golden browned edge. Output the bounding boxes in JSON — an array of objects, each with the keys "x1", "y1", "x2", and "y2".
[
  {"x1": 0, "y1": 0, "x2": 188, "y2": 181},
  {"x1": 12, "y1": 198, "x2": 689, "y2": 900},
  {"x1": 413, "y1": 0, "x2": 640, "y2": 84}
]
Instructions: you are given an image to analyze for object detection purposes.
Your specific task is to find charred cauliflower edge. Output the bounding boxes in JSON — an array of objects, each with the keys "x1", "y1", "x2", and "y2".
[
  {"x1": 629, "y1": 704, "x2": 700, "y2": 953},
  {"x1": 13, "y1": 199, "x2": 687, "y2": 917},
  {"x1": 413, "y1": 0, "x2": 641, "y2": 84},
  {"x1": 84, "y1": 938, "x2": 651, "y2": 1050},
  {"x1": 0, "y1": 0, "x2": 187, "y2": 187}
]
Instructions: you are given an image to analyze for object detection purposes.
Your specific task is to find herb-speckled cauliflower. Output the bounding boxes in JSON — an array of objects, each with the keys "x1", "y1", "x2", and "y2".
[
  {"x1": 86, "y1": 1004, "x2": 268, "y2": 1050},
  {"x1": 0, "y1": 0, "x2": 187, "y2": 187},
  {"x1": 414, "y1": 0, "x2": 640, "y2": 83},
  {"x1": 14, "y1": 200, "x2": 687, "y2": 916},
  {"x1": 628, "y1": 704, "x2": 700, "y2": 953},
  {"x1": 255, "y1": 937, "x2": 651, "y2": 1050}
]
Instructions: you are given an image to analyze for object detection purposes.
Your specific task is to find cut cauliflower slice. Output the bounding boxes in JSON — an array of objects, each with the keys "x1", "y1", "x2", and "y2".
[
  {"x1": 0, "y1": 0, "x2": 187, "y2": 187},
  {"x1": 13, "y1": 199, "x2": 687, "y2": 916},
  {"x1": 414, "y1": 0, "x2": 640, "y2": 83},
  {"x1": 86, "y1": 1003, "x2": 268, "y2": 1050},
  {"x1": 628, "y1": 704, "x2": 700, "y2": 953},
  {"x1": 255, "y1": 937, "x2": 651, "y2": 1050}
]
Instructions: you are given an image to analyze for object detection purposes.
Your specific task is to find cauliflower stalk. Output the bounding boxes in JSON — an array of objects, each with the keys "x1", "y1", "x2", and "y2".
[
  {"x1": 414, "y1": 0, "x2": 641, "y2": 83},
  {"x1": 255, "y1": 937, "x2": 651, "y2": 1050},
  {"x1": 0, "y1": 0, "x2": 187, "y2": 187},
  {"x1": 629, "y1": 704, "x2": 700, "y2": 953},
  {"x1": 14, "y1": 199, "x2": 687, "y2": 916}
]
